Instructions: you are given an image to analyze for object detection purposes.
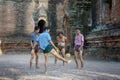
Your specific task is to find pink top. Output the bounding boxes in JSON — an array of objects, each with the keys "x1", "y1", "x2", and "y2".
[{"x1": 74, "y1": 34, "x2": 84, "y2": 46}]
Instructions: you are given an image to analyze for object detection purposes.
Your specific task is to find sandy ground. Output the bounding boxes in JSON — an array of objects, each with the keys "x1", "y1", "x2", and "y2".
[{"x1": 0, "y1": 53, "x2": 120, "y2": 80}]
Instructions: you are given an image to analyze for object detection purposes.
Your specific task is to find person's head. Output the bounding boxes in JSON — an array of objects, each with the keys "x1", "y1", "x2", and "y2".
[
  {"x1": 75, "y1": 28, "x2": 81, "y2": 35},
  {"x1": 58, "y1": 32, "x2": 64, "y2": 37},
  {"x1": 43, "y1": 26, "x2": 50, "y2": 33},
  {"x1": 34, "y1": 26, "x2": 40, "y2": 34}
]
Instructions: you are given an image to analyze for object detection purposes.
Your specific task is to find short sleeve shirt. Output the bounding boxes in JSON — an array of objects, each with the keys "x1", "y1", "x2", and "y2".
[
  {"x1": 36, "y1": 32, "x2": 51, "y2": 50},
  {"x1": 74, "y1": 34, "x2": 84, "y2": 46},
  {"x1": 30, "y1": 32, "x2": 38, "y2": 45}
]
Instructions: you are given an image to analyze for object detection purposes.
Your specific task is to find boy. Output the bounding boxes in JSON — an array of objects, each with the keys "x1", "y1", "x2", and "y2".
[
  {"x1": 74, "y1": 28, "x2": 84, "y2": 69},
  {"x1": 33, "y1": 27, "x2": 71, "y2": 74},
  {"x1": 54, "y1": 32, "x2": 67, "y2": 66},
  {"x1": 30, "y1": 26, "x2": 40, "y2": 69}
]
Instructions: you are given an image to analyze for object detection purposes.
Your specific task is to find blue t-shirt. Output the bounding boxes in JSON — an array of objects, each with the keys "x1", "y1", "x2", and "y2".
[
  {"x1": 36, "y1": 32, "x2": 51, "y2": 50},
  {"x1": 30, "y1": 32, "x2": 39, "y2": 45}
]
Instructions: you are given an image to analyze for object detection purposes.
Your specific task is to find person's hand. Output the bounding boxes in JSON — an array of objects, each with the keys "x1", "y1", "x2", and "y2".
[{"x1": 55, "y1": 47, "x2": 59, "y2": 53}]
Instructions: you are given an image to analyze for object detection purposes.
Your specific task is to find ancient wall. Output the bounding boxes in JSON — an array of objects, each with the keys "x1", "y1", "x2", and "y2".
[
  {"x1": 86, "y1": 0, "x2": 120, "y2": 61},
  {"x1": 47, "y1": 0, "x2": 65, "y2": 42},
  {"x1": 0, "y1": 0, "x2": 66, "y2": 52},
  {"x1": 0, "y1": 0, "x2": 37, "y2": 51},
  {"x1": 56, "y1": 2, "x2": 64, "y2": 32}
]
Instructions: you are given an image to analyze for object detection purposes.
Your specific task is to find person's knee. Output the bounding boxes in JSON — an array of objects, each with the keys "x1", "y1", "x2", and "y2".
[
  {"x1": 50, "y1": 49, "x2": 57, "y2": 55},
  {"x1": 36, "y1": 54, "x2": 39, "y2": 59},
  {"x1": 31, "y1": 56, "x2": 34, "y2": 59},
  {"x1": 62, "y1": 49, "x2": 65, "y2": 52},
  {"x1": 74, "y1": 55, "x2": 77, "y2": 59},
  {"x1": 44, "y1": 62, "x2": 48, "y2": 66},
  {"x1": 36, "y1": 57, "x2": 38, "y2": 60},
  {"x1": 80, "y1": 53, "x2": 82, "y2": 56},
  {"x1": 30, "y1": 56, "x2": 34, "y2": 61},
  {"x1": 74, "y1": 51, "x2": 77, "y2": 55},
  {"x1": 31, "y1": 54, "x2": 34, "y2": 57},
  {"x1": 31, "y1": 52, "x2": 34, "y2": 55},
  {"x1": 79, "y1": 50, "x2": 82, "y2": 54},
  {"x1": 79, "y1": 54, "x2": 83, "y2": 60}
]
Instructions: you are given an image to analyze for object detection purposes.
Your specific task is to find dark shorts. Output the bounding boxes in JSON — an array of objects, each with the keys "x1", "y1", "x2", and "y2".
[
  {"x1": 43, "y1": 45, "x2": 53, "y2": 53},
  {"x1": 58, "y1": 46, "x2": 65, "y2": 51},
  {"x1": 31, "y1": 45, "x2": 39, "y2": 52},
  {"x1": 75, "y1": 45, "x2": 83, "y2": 52}
]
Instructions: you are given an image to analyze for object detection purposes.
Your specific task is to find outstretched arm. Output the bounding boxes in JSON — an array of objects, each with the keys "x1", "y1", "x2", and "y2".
[
  {"x1": 50, "y1": 40, "x2": 59, "y2": 52},
  {"x1": 30, "y1": 41, "x2": 34, "y2": 48},
  {"x1": 33, "y1": 42, "x2": 37, "y2": 49},
  {"x1": 81, "y1": 41, "x2": 84, "y2": 47},
  {"x1": 80, "y1": 35, "x2": 84, "y2": 48}
]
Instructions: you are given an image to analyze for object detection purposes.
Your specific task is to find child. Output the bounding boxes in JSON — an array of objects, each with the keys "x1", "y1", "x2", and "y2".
[
  {"x1": 33, "y1": 27, "x2": 71, "y2": 74},
  {"x1": 74, "y1": 28, "x2": 84, "y2": 69},
  {"x1": 30, "y1": 26, "x2": 40, "y2": 69},
  {"x1": 54, "y1": 32, "x2": 67, "y2": 66}
]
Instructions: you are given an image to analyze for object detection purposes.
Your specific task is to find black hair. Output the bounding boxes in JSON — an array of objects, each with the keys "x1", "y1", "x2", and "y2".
[
  {"x1": 34, "y1": 26, "x2": 40, "y2": 31},
  {"x1": 58, "y1": 32, "x2": 63, "y2": 36},
  {"x1": 38, "y1": 20, "x2": 46, "y2": 33},
  {"x1": 43, "y1": 26, "x2": 50, "y2": 31},
  {"x1": 75, "y1": 27, "x2": 81, "y2": 30}
]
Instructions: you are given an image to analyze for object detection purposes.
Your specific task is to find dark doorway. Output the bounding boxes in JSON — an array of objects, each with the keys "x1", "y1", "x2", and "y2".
[{"x1": 38, "y1": 19, "x2": 46, "y2": 33}]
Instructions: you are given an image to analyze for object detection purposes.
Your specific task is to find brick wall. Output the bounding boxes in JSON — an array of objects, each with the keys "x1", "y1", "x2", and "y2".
[
  {"x1": 86, "y1": 0, "x2": 120, "y2": 61},
  {"x1": 112, "y1": 0, "x2": 120, "y2": 23},
  {"x1": 0, "y1": 0, "x2": 36, "y2": 51}
]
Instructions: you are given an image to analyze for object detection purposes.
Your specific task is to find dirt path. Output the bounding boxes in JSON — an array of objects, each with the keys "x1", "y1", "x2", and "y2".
[{"x1": 0, "y1": 54, "x2": 120, "y2": 80}]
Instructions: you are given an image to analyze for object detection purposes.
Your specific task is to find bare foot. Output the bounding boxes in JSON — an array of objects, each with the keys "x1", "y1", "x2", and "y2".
[
  {"x1": 81, "y1": 63, "x2": 84, "y2": 69},
  {"x1": 80, "y1": 66, "x2": 83, "y2": 69},
  {"x1": 45, "y1": 71, "x2": 48, "y2": 75},
  {"x1": 67, "y1": 60, "x2": 72, "y2": 64}
]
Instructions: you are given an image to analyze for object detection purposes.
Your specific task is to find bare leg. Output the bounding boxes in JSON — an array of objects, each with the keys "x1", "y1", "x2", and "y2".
[
  {"x1": 54, "y1": 48, "x2": 65, "y2": 66},
  {"x1": 79, "y1": 51, "x2": 83, "y2": 68},
  {"x1": 54, "y1": 57, "x2": 57, "y2": 65},
  {"x1": 35, "y1": 52, "x2": 39, "y2": 69},
  {"x1": 74, "y1": 50, "x2": 79, "y2": 68},
  {"x1": 50, "y1": 49, "x2": 71, "y2": 64},
  {"x1": 30, "y1": 51, "x2": 34, "y2": 69},
  {"x1": 61, "y1": 48, "x2": 65, "y2": 66},
  {"x1": 44, "y1": 53, "x2": 48, "y2": 75}
]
